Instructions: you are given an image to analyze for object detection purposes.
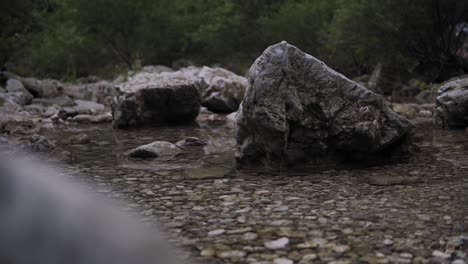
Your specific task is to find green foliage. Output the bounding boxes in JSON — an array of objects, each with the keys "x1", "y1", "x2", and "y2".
[
  {"x1": 259, "y1": 0, "x2": 337, "y2": 57},
  {"x1": 2, "y1": 0, "x2": 468, "y2": 81}
]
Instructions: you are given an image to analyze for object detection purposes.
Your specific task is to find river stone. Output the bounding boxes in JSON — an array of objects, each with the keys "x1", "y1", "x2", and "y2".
[
  {"x1": 6, "y1": 79, "x2": 33, "y2": 105},
  {"x1": 65, "y1": 134, "x2": 90, "y2": 145},
  {"x1": 59, "y1": 100, "x2": 106, "y2": 119},
  {"x1": 235, "y1": 42, "x2": 415, "y2": 169},
  {"x1": 435, "y1": 77, "x2": 468, "y2": 128},
  {"x1": 63, "y1": 81, "x2": 117, "y2": 106},
  {"x1": 125, "y1": 141, "x2": 182, "y2": 159},
  {"x1": 112, "y1": 72, "x2": 202, "y2": 128},
  {"x1": 194, "y1": 67, "x2": 247, "y2": 113},
  {"x1": 175, "y1": 137, "x2": 207, "y2": 148}
]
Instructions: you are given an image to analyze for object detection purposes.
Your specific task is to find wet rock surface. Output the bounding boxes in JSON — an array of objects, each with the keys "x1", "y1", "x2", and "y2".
[
  {"x1": 236, "y1": 42, "x2": 415, "y2": 170},
  {"x1": 435, "y1": 78, "x2": 468, "y2": 128}
]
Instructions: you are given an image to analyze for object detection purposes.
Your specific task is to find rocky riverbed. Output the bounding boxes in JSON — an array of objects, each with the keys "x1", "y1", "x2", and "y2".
[{"x1": 2, "y1": 120, "x2": 467, "y2": 264}]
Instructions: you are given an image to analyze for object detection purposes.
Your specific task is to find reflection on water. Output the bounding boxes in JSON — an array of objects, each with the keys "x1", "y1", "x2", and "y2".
[
  {"x1": 49, "y1": 123, "x2": 236, "y2": 179},
  {"x1": 45, "y1": 122, "x2": 468, "y2": 178},
  {"x1": 414, "y1": 124, "x2": 468, "y2": 169}
]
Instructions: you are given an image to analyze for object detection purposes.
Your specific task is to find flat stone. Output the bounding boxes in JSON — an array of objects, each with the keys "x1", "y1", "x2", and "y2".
[
  {"x1": 125, "y1": 141, "x2": 181, "y2": 159},
  {"x1": 200, "y1": 248, "x2": 216, "y2": 257},
  {"x1": 432, "y1": 250, "x2": 451, "y2": 259},
  {"x1": 208, "y1": 229, "x2": 226, "y2": 236},
  {"x1": 217, "y1": 250, "x2": 247, "y2": 258},
  {"x1": 383, "y1": 239, "x2": 394, "y2": 246},
  {"x1": 242, "y1": 232, "x2": 259, "y2": 241},
  {"x1": 265, "y1": 237, "x2": 290, "y2": 250},
  {"x1": 273, "y1": 258, "x2": 293, "y2": 264}
]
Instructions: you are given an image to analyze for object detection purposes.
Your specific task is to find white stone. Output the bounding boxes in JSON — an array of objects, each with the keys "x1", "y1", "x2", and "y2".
[{"x1": 265, "y1": 237, "x2": 289, "y2": 250}]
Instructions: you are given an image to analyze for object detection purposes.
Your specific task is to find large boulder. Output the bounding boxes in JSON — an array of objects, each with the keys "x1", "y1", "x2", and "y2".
[
  {"x1": 182, "y1": 66, "x2": 247, "y2": 113},
  {"x1": 435, "y1": 77, "x2": 468, "y2": 128},
  {"x1": 111, "y1": 72, "x2": 202, "y2": 128},
  {"x1": 235, "y1": 42, "x2": 415, "y2": 170}
]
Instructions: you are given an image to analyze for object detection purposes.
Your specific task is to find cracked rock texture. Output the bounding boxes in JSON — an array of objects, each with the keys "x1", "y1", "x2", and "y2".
[{"x1": 235, "y1": 42, "x2": 415, "y2": 169}]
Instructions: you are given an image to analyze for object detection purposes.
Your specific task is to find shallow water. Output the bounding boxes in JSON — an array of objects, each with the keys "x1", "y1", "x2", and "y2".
[
  {"x1": 48, "y1": 121, "x2": 468, "y2": 176},
  {"x1": 34, "y1": 122, "x2": 468, "y2": 263},
  {"x1": 49, "y1": 122, "x2": 236, "y2": 179}
]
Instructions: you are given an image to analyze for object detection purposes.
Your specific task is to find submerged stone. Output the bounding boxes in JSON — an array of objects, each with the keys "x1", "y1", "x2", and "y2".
[
  {"x1": 235, "y1": 42, "x2": 415, "y2": 170},
  {"x1": 125, "y1": 141, "x2": 181, "y2": 159}
]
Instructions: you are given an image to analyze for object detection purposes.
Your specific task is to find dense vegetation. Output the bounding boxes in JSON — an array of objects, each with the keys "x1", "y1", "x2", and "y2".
[{"x1": 1, "y1": 0, "x2": 468, "y2": 82}]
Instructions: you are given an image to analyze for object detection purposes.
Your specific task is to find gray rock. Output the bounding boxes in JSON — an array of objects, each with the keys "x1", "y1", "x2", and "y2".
[
  {"x1": 59, "y1": 100, "x2": 106, "y2": 119},
  {"x1": 112, "y1": 72, "x2": 202, "y2": 128},
  {"x1": 141, "y1": 65, "x2": 174, "y2": 74},
  {"x1": 71, "y1": 113, "x2": 112, "y2": 124},
  {"x1": 264, "y1": 237, "x2": 289, "y2": 250},
  {"x1": 175, "y1": 137, "x2": 207, "y2": 148},
  {"x1": 6, "y1": 79, "x2": 33, "y2": 105},
  {"x1": 63, "y1": 81, "x2": 116, "y2": 106},
  {"x1": 24, "y1": 104, "x2": 46, "y2": 116},
  {"x1": 193, "y1": 67, "x2": 247, "y2": 113},
  {"x1": 432, "y1": 250, "x2": 451, "y2": 259},
  {"x1": 65, "y1": 134, "x2": 90, "y2": 144},
  {"x1": 5, "y1": 92, "x2": 32, "y2": 106},
  {"x1": 435, "y1": 77, "x2": 468, "y2": 128},
  {"x1": 273, "y1": 258, "x2": 293, "y2": 264},
  {"x1": 33, "y1": 96, "x2": 75, "y2": 107},
  {"x1": 26, "y1": 134, "x2": 56, "y2": 152},
  {"x1": 235, "y1": 42, "x2": 415, "y2": 169},
  {"x1": 125, "y1": 141, "x2": 182, "y2": 159},
  {"x1": 0, "y1": 93, "x2": 25, "y2": 114},
  {"x1": 44, "y1": 106, "x2": 60, "y2": 118},
  {"x1": 20, "y1": 76, "x2": 64, "y2": 98}
]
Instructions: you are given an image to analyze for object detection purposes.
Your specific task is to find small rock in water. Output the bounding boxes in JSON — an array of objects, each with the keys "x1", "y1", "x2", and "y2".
[
  {"x1": 175, "y1": 137, "x2": 207, "y2": 148},
  {"x1": 26, "y1": 134, "x2": 56, "y2": 152},
  {"x1": 265, "y1": 237, "x2": 289, "y2": 250},
  {"x1": 65, "y1": 133, "x2": 90, "y2": 144},
  {"x1": 125, "y1": 141, "x2": 181, "y2": 159}
]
